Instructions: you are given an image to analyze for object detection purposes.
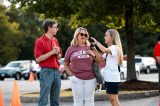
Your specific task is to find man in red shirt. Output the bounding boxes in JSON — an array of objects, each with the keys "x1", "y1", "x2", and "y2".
[
  {"x1": 34, "y1": 19, "x2": 62, "y2": 106},
  {"x1": 154, "y1": 35, "x2": 160, "y2": 94}
]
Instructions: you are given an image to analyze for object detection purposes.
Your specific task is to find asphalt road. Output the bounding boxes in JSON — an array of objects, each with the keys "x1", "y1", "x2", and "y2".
[
  {"x1": 0, "y1": 79, "x2": 71, "y2": 106},
  {"x1": 138, "y1": 72, "x2": 158, "y2": 82},
  {"x1": 0, "y1": 73, "x2": 158, "y2": 106}
]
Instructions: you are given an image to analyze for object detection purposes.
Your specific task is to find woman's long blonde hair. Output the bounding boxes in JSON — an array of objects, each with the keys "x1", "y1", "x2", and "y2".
[
  {"x1": 107, "y1": 29, "x2": 123, "y2": 64},
  {"x1": 70, "y1": 27, "x2": 90, "y2": 46}
]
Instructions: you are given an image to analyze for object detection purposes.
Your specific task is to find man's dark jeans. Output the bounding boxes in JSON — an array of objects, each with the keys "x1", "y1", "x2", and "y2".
[
  {"x1": 38, "y1": 68, "x2": 61, "y2": 106},
  {"x1": 156, "y1": 62, "x2": 160, "y2": 94}
]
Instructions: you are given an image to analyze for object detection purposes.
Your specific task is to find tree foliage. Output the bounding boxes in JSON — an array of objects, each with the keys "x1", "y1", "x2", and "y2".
[
  {"x1": 0, "y1": 3, "x2": 21, "y2": 65},
  {"x1": 6, "y1": 0, "x2": 160, "y2": 81},
  {"x1": 9, "y1": 0, "x2": 160, "y2": 30},
  {"x1": 6, "y1": 4, "x2": 43, "y2": 60}
]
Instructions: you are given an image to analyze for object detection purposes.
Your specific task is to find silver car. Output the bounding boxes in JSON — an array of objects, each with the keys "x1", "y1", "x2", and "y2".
[
  {"x1": 0, "y1": 60, "x2": 34, "y2": 80},
  {"x1": 135, "y1": 56, "x2": 157, "y2": 74}
]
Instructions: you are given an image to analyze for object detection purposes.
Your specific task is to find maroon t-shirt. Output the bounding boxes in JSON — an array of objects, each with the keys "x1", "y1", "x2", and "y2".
[{"x1": 64, "y1": 46, "x2": 95, "y2": 80}]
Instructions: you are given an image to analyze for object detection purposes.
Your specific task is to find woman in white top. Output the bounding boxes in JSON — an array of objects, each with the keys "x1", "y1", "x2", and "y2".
[{"x1": 91, "y1": 29, "x2": 123, "y2": 106}]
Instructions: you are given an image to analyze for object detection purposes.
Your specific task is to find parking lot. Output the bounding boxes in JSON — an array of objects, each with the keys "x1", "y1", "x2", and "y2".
[{"x1": 0, "y1": 72, "x2": 158, "y2": 106}]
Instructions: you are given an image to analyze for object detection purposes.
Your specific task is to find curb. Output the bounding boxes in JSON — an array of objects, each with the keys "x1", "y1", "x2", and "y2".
[
  {"x1": 118, "y1": 90, "x2": 159, "y2": 100},
  {"x1": 20, "y1": 90, "x2": 159, "y2": 103}
]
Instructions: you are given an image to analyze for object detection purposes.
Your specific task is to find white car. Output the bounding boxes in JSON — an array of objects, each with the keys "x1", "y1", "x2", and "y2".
[
  {"x1": 120, "y1": 61, "x2": 140, "y2": 80},
  {"x1": 135, "y1": 56, "x2": 157, "y2": 73},
  {"x1": 100, "y1": 61, "x2": 140, "y2": 80},
  {"x1": 59, "y1": 58, "x2": 69, "y2": 79},
  {"x1": 22, "y1": 58, "x2": 69, "y2": 80},
  {"x1": 21, "y1": 62, "x2": 40, "y2": 80}
]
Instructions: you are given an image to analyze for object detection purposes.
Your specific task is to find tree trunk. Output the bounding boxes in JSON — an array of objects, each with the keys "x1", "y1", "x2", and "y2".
[{"x1": 125, "y1": 0, "x2": 137, "y2": 81}]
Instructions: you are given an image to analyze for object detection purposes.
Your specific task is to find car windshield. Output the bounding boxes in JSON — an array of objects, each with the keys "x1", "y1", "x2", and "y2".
[
  {"x1": 135, "y1": 58, "x2": 142, "y2": 63},
  {"x1": 21, "y1": 62, "x2": 30, "y2": 69},
  {"x1": 6, "y1": 62, "x2": 20, "y2": 68}
]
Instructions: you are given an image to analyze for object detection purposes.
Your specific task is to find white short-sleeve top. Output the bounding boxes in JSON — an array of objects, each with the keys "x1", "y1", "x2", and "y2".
[{"x1": 102, "y1": 45, "x2": 120, "y2": 82}]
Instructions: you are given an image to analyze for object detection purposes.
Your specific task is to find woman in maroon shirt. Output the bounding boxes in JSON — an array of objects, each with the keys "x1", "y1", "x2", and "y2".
[{"x1": 64, "y1": 27, "x2": 101, "y2": 106}]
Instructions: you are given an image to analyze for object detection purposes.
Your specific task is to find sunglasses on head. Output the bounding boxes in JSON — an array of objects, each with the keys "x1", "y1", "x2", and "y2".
[{"x1": 80, "y1": 33, "x2": 87, "y2": 37}]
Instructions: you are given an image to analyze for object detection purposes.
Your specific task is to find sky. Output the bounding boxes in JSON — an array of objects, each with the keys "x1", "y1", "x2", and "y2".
[
  {"x1": 1, "y1": 0, "x2": 19, "y2": 8},
  {"x1": 1, "y1": 0, "x2": 11, "y2": 7}
]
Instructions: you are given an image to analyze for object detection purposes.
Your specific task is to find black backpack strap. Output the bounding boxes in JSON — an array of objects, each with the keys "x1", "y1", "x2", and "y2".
[
  {"x1": 118, "y1": 65, "x2": 121, "y2": 72},
  {"x1": 105, "y1": 53, "x2": 108, "y2": 65}
]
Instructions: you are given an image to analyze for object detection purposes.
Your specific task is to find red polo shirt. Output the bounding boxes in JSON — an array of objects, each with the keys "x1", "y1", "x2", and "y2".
[
  {"x1": 154, "y1": 42, "x2": 160, "y2": 62},
  {"x1": 34, "y1": 34, "x2": 62, "y2": 68}
]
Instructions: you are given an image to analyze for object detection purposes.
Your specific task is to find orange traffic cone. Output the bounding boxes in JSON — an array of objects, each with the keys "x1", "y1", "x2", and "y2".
[
  {"x1": 0, "y1": 88, "x2": 4, "y2": 106},
  {"x1": 11, "y1": 80, "x2": 22, "y2": 106},
  {"x1": 29, "y1": 72, "x2": 34, "y2": 82}
]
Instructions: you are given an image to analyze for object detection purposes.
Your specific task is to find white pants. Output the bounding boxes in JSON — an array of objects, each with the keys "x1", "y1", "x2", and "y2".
[{"x1": 70, "y1": 76, "x2": 96, "y2": 106}]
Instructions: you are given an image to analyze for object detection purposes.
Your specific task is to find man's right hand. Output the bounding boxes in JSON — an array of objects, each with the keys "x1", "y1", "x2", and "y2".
[
  {"x1": 35, "y1": 46, "x2": 61, "y2": 63},
  {"x1": 52, "y1": 46, "x2": 60, "y2": 55}
]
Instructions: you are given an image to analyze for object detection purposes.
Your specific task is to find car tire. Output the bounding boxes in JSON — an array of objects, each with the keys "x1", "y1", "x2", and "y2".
[
  {"x1": 36, "y1": 73, "x2": 40, "y2": 80},
  {"x1": 61, "y1": 71, "x2": 68, "y2": 79},
  {"x1": 146, "y1": 67, "x2": 150, "y2": 74},
  {"x1": 120, "y1": 72, "x2": 124, "y2": 80},
  {"x1": 15, "y1": 73, "x2": 21, "y2": 80},
  {"x1": 0, "y1": 78, "x2": 4, "y2": 81},
  {"x1": 24, "y1": 77, "x2": 29, "y2": 80}
]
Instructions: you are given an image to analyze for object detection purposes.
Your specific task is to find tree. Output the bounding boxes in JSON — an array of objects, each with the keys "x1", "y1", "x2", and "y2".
[
  {"x1": 10, "y1": 0, "x2": 160, "y2": 81},
  {"x1": 6, "y1": 4, "x2": 43, "y2": 60},
  {"x1": 0, "y1": 3, "x2": 22, "y2": 65}
]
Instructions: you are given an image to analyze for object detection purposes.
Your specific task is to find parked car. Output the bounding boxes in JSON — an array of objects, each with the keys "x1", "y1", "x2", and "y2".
[
  {"x1": 0, "y1": 60, "x2": 36, "y2": 81},
  {"x1": 100, "y1": 61, "x2": 140, "y2": 80},
  {"x1": 21, "y1": 63, "x2": 40, "y2": 80},
  {"x1": 59, "y1": 58, "x2": 69, "y2": 79},
  {"x1": 120, "y1": 61, "x2": 140, "y2": 80},
  {"x1": 135, "y1": 56, "x2": 157, "y2": 73},
  {"x1": 22, "y1": 58, "x2": 69, "y2": 80}
]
